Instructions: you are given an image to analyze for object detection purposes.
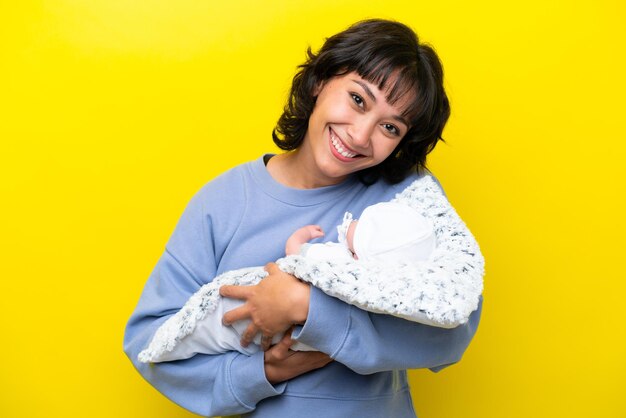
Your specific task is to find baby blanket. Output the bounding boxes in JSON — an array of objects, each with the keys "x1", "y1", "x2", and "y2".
[{"x1": 138, "y1": 175, "x2": 484, "y2": 363}]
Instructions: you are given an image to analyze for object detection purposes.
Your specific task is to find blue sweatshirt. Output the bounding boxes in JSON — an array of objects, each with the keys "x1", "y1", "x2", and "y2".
[{"x1": 123, "y1": 155, "x2": 483, "y2": 417}]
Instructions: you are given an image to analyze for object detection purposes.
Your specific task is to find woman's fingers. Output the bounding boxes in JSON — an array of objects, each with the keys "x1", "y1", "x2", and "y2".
[
  {"x1": 260, "y1": 335, "x2": 273, "y2": 352},
  {"x1": 264, "y1": 338, "x2": 295, "y2": 364},
  {"x1": 240, "y1": 322, "x2": 260, "y2": 347},
  {"x1": 262, "y1": 328, "x2": 331, "y2": 383},
  {"x1": 219, "y1": 284, "x2": 252, "y2": 299},
  {"x1": 263, "y1": 262, "x2": 280, "y2": 275},
  {"x1": 222, "y1": 304, "x2": 251, "y2": 326},
  {"x1": 261, "y1": 327, "x2": 294, "y2": 352},
  {"x1": 271, "y1": 330, "x2": 294, "y2": 357},
  {"x1": 263, "y1": 348, "x2": 332, "y2": 384}
]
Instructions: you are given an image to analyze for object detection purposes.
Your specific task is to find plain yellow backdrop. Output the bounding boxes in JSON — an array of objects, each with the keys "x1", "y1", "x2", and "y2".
[{"x1": 1, "y1": 1, "x2": 624, "y2": 417}]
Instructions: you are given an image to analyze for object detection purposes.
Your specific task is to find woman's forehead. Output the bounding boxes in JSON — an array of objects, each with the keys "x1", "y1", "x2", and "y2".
[
  {"x1": 346, "y1": 71, "x2": 416, "y2": 105},
  {"x1": 359, "y1": 69, "x2": 418, "y2": 119}
]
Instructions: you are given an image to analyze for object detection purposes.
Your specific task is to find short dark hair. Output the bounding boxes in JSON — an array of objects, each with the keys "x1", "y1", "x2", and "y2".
[{"x1": 272, "y1": 19, "x2": 450, "y2": 184}]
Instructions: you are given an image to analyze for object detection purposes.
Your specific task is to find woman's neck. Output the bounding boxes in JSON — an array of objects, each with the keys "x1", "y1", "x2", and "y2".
[{"x1": 266, "y1": 150, "x2": 346, "y2": 189}]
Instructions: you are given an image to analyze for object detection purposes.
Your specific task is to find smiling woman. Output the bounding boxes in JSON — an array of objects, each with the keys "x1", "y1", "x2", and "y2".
[{"x1": 124, "y1": 18, "x2": 482, "y2": 418}]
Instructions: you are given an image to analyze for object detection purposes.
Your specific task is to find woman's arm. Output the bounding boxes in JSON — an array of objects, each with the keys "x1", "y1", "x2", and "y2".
[
  {"x1": 303, "y1": 175, "x2": 484, "y2": 373},
  {"x1": 224, "y1": 175, "x2": 484, "y2": 373},
  {"x1": 293, "y1": 286, "x2": 483, "y2": 374},
  {"x1": 124, "y1": 249, "x2": 285, "y2": 415},
  {"x1": 123, "y1": 189, "x2": 324, "y2": 415}
]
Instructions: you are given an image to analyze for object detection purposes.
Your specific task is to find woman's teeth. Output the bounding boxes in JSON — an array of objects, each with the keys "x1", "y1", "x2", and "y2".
[{"x1": 331, "y1": 132, "x2": 357, "y2": 158}]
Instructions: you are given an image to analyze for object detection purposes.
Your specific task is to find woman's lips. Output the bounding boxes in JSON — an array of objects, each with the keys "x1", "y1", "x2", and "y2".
[{"x1": 329, "y1": 128, "x2": 363, "y2": 161}]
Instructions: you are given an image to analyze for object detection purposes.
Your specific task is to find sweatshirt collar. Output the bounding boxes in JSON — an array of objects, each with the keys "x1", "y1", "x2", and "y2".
[{"x1": 248, "y1": 154, "x2": 361, "y2": 207}]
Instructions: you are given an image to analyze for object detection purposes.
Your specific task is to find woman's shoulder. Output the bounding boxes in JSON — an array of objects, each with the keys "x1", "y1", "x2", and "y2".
[
  {"x1": 192, "y1": 158, "x2": 261, "y2": 205},
  {"x1": 171, "y1": 160, "x2": 257, "y2": 235}
]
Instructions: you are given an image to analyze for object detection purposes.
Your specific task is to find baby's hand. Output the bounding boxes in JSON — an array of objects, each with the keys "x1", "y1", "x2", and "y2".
[
  {"x1": 303, "y1": 225, "x2": 324, "y2": 239},
  {"x1": 285, "y1": 225, "x2": 325, "y2": 255}
]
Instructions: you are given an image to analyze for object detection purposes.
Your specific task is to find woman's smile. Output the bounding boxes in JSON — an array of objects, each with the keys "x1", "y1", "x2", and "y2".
[{"x1": 329, "y1": 127, "x2": 365, "y2": 161}]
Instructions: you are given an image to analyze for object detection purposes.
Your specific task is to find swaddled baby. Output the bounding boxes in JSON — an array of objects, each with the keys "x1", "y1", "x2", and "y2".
[{"x1": 152, "y1": 201, "x2": 435, "y2": 361}]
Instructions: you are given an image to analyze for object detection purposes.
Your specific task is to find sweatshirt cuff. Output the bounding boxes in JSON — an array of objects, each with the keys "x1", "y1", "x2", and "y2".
[
  {"x1": 228, "y1": 351, "x2": 286, "y2": 409},
  {"x1": 291, "y1": 286, "x2": 352, "y2": 358}
]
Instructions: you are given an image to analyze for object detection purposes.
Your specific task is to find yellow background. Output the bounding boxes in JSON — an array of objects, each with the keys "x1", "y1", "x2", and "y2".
[{"x1": 1, "y1": 1, "x2": 624, "y2": 417}]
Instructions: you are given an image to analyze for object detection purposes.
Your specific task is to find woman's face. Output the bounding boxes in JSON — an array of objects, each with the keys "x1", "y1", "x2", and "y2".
[{"x1": 298, "y1": 71, "x2": 412, "y2": 187}]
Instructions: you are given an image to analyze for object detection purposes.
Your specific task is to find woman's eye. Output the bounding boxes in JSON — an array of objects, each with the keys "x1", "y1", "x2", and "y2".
[
  {"x1": 383, "y1": 123, "x2": 400, "y2": 136},
  {"x1": 351, "y1": 93, "x2": 364, "y2": 108}
]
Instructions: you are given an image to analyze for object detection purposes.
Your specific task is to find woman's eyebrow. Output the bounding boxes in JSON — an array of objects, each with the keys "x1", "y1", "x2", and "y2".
[
  {"x1": 393, "y1": 114, "x2": 409, "y2": 128},
  {"x1": 351, "y1": 79, "x2": 377, "y2": 102}
]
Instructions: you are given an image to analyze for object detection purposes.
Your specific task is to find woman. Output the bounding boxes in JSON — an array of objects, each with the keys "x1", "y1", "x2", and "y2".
[{"x1": 124, "y1": 19, "x2": 483, "y2": 417}]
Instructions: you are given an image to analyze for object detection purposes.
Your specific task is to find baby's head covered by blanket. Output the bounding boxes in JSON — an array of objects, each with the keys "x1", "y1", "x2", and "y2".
[{"x1": 340, "y1": 201, "x2": 435, "y2": 264}]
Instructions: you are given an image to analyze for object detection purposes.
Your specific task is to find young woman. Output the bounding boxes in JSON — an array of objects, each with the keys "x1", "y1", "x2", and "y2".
[{"x1": 124, "y1": 19, "x2": 483, "y2": 418}]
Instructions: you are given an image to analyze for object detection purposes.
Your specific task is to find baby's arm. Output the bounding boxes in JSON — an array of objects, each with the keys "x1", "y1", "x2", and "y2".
[{"x1": 285, "y1": 225, "x2": 325, "y2": 255}]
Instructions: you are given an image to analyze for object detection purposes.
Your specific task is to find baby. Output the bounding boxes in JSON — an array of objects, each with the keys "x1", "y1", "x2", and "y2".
[
  {"x1": 291, "y1": 201, "x2": 436, "y2": 265},
  {"x1": 152, "y1": 201, "x2": 436, "y2": 361}
]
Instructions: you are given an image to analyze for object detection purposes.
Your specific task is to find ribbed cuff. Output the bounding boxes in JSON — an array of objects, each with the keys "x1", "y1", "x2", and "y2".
[
  {"x1": 291, "y1": 286, "x2": 352, "y2": 358},
  {"x1": 228, "y1": 351, "x2": 286, "y2": 409}
]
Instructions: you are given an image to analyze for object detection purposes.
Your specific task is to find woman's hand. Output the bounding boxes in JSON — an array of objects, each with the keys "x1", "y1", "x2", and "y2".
[
  {"x1": 264, "y1": 331, "x2": 332, "y2": 384},
  {"x1": 220, "y1": 263, "x2": 311, "y2": 348}
]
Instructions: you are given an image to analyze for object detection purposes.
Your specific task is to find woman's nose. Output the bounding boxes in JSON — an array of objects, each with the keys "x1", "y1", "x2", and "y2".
[{"x1": 348, "y1": 118, "x2": 375, "y2": 148}]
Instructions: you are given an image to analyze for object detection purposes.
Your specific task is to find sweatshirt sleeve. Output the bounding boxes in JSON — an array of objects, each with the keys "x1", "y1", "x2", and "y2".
[
  {"x1": 123, "y1": 187, "x2": 285, "y2": 416},
  {"x1": 290, "y1": 175, "x2": 484, "y2": 374},
  {"x1": 292, "y1": 287, "x2": 482, "y2": 375}
]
